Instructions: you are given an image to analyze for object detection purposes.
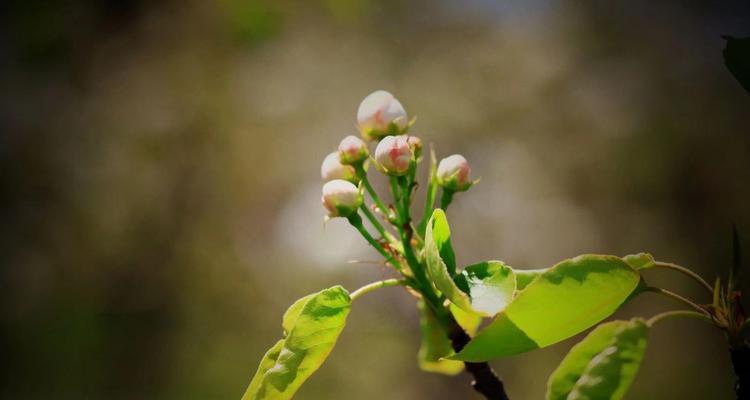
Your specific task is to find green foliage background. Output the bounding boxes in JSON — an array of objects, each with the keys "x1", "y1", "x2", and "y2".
[{"x1": 1, "y1": 0, "x2": 749, "y2": 398}]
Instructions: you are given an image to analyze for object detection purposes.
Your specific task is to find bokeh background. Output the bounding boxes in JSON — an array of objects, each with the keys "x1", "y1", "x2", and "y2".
[{"x1": 2, "y1": 0, "x2": 750, "y2": 398}]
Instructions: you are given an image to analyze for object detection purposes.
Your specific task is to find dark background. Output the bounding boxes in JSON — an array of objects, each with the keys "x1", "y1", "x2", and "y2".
[{"x1": 1, "y1": 0, "x2": 750, "y2": 398}]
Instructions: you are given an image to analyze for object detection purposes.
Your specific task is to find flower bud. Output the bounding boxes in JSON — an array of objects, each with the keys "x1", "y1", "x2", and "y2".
[
  {"x1": 437, "y1": 154, "x2": 473, "y2": 191},
  {"x1": 357, "y1": 90, "x2": 408, "y2": 140},
  {"x1": 321, "y1": 151, "x2": 357, "y2": 183},
  {"x1": 322, "y1": 179, "x2": 363, "y2": 217},
  {"x1": 337, "y1": 135, "x2": 369, "y2": 165},
  {"x1": 407, "y1": 135, "x2": 422, "y2": 159},
  {"x1": 374, "y1": 135, "x2": 412, "y2": 176}
]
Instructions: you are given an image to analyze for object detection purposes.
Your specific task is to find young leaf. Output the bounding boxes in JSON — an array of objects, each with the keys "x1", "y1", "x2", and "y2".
[
  {"x1": 242, "y1": 286, "x2": 351, "y2": 400},
  {"x1": 450, "y1": 255, "x2": 641, "y2": 362},
  {"x1": 622, "y1": 253, "x2": 656, "y2": 270},
  {"x1": 417, "y1": 300, "x2": 464, "y2": 375},
  {"x1": 425, "y1": 210, "x2": 516, "y2": 316},
  {"x1": 546, "y1": 318, "x2": 648, "y2": 400}
]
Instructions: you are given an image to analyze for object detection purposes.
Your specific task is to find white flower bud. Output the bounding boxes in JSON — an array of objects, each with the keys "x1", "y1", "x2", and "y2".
[
  {"x1": 437, "y1": 154, "x2": 473, "y2": 191},
  {"x1": 321, "y1": 151, "x2": 357, "y2": 183},
  {"x1": 337, "y1": 135, "x2": 369, "y2": 165},
  {"x1": 357, "y1": 90, "x2": 408, "y2": 141},
  {"x1": 322, "y1": 179, "x2": 363, "y2": 217},
  {"x1": 374, "y1": 135, "x2": 412, "y2": 176}
]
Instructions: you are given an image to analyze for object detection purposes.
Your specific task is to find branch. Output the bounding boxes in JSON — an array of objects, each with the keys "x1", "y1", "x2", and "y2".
[
  {"x1": 445, "y1": 314, "x2": 510, "y2": 400},
  {"x1": 731, "y1": 346, "x2": 750, "y2": 400}
]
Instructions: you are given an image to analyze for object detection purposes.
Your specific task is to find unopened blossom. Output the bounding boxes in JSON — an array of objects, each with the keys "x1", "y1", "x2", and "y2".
[
  {"x1": 338, "y1": 135, "x2": 369, "y2": 165},
  {"x1": 357, "y1": 90, "x2": 408, "y2": 140},
  {"x1": 374, "y1": 135, "x2": 412, "y2": 176},
  {"x1": 321, "y1": 152, "x2": 357, "y2": 183},
  {"x1": 437, "y1": 154, "x2": 473, "y2": 191},
  {"x1": 322, "y1": 179, "x2": 363, "y2": 217},
  {"x1": 407, "y1": 135, "x2": 422, "y2": 159}
]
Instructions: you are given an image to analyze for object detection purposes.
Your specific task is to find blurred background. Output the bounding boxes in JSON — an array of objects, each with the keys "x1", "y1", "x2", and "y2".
[{"x1": 1, "y1": 0, "x2": 750, "y2": 398}]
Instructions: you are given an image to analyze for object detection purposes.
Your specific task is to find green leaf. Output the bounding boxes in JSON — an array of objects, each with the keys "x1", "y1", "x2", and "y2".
[
  {"x1": 546, "y1": 318, "x2": 648, "y2": 400},
  {"x1": 425, "y1": 210, "x2": 516, "y2": 316},
  {"x1": 282, "y1": 293, "x2": 314, "y2": 335},
  {"x1": 450, "y1": 255, "x2": 641, "y2": 361},
  {"x1": 622, "y1": 253, "x2": 655, "y2": 270},
  {"x1": 515, "y1": 268, "x2": 546, "y2": 290},
  {"x1": 417, "y1": 300, "x2": 464, "y2": 375},
  {"x1": 723, "y1": 36, "x2": 750, "y2": 94},
  {"x1": 242, "y1": 286, "x2": 351, "y2": 400},
  {"x1": 456, "y1": 261, "x2": 517, "y2": 315}
]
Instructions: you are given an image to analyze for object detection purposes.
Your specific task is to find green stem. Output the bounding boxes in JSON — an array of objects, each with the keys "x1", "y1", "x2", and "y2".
[
  {"x1": 647, "y1": 310, "x2": 714, "y2": 327},
  {"x1": 440, "y1": 188, "x2": 455, "y2": 211},
  {"x1": 347, "y1": 214, "x2": 403, "y2": 271},
  {"x1": 390, "y1": 176, "x2": 404, "y2": 219},
  {"x1": 359, "y1": 204, "x2": 396, "y2": 243},
  {"x1": 644, "y1": 286, "x2": 710, "y2": 316},
  {"x1": 350, "y1": 279, "x2": 407, "y2": 301},
  {"x1": 417, "y1": 147, "x2": 438, "y2": 236},
  {"x1": 355, "y1": 164, "x2": 392, "y2": 222},
  {"x1": 652, "y1": 261, "x2": 714, "y2": 295}
]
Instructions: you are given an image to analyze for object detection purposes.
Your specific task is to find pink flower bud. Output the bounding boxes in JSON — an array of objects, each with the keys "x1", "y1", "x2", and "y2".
[
  {"x1": 321, "y1": 152, "x2": 357, "y2": 183},
  {"x1": 337, "y1": 135, "x2": 369, "y2": 165},
  {"x1": 437, "y1": 154, "x2": 472, "y2": 191},
  {"x1": 374, "y1": 135, "x2": 412, "y2": 176},
  {"x1": 357, "y1": 90, "x2": 408, "y2": 141},
  {"x1": 322, "y1": 179, "x2": 363, "y2": 217}
]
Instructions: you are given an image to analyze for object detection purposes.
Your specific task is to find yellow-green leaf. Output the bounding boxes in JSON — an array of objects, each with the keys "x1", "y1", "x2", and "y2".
[
  {"x1": 425, "y1": 210, "x2": 517, "y2": 316},
  {"x1": 450, "y1": 255, "x2": 640, "y2": 361},
  {"x1": 546, "y1": 318, "x2": 648, "y2": 400},
  {"x1": 243, "y1": 286, "x2": 351, "y2": 400}
]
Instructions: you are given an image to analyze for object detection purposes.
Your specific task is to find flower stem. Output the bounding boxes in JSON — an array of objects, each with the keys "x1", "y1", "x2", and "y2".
[
  {"x1": 644, "y1": 286, "x2": 710, "y2": 315},
  {"x1": 417, "y1": 150, "x2": 439, "y2": 236},
  {"x1": 440, "y1": 188, "x2": 455, "y2": 211},
  {"x1": 647, "y1": 310, "x2": 714, "y2": 327},
  {"x1": 350, "y1": 279, "x2": 407, "y2": 301},
  {"x1": 355, "y1": 164, "x2": 392, "y2": 222},
  {"x1": 347, "y1": 213, "x2": 403, "y2": 272},
  {"x1": 359, "y1": 204, "x2": 396, "y2": 243},
  {"x1": 652, "y1": 261, "x2": 714, "y2": 295}
]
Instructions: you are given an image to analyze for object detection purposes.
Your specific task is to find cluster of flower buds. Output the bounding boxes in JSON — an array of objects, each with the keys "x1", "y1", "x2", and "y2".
[{"x1": 320, "y1": 90, "x2": 475, "y2": 219}]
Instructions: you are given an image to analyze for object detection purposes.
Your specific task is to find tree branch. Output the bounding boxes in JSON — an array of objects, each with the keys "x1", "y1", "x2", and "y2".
[
  {"x1": 731, "y1": 346, "x2": 750, "y2": 400},
  {"x1": 445, "y1": 314, "x2": 510, "y2": 400}
]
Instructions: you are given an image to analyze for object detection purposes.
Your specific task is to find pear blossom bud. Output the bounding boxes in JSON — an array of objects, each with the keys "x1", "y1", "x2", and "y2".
[
  {"x1": 321, "y1": 152, "x2": 357, "y2": 183},
  {"x1": 437, "y1": 154, "x2": 472, "y2": 191},
  {"x1": 357, "y1": 90, "x2": 408, "y2": 140},
  {"x1": 322, "y1": 179, "x2": 363, "y2": 217},
  {"x1": 407, "y1": 135, "x2": 422, "y2": 159},
  {"x1": 374, "y1": 135, "x2": 412, "y2": 176},
  {"x1": 337, "y1": 135, "x2": 369, "y2": 165}
]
